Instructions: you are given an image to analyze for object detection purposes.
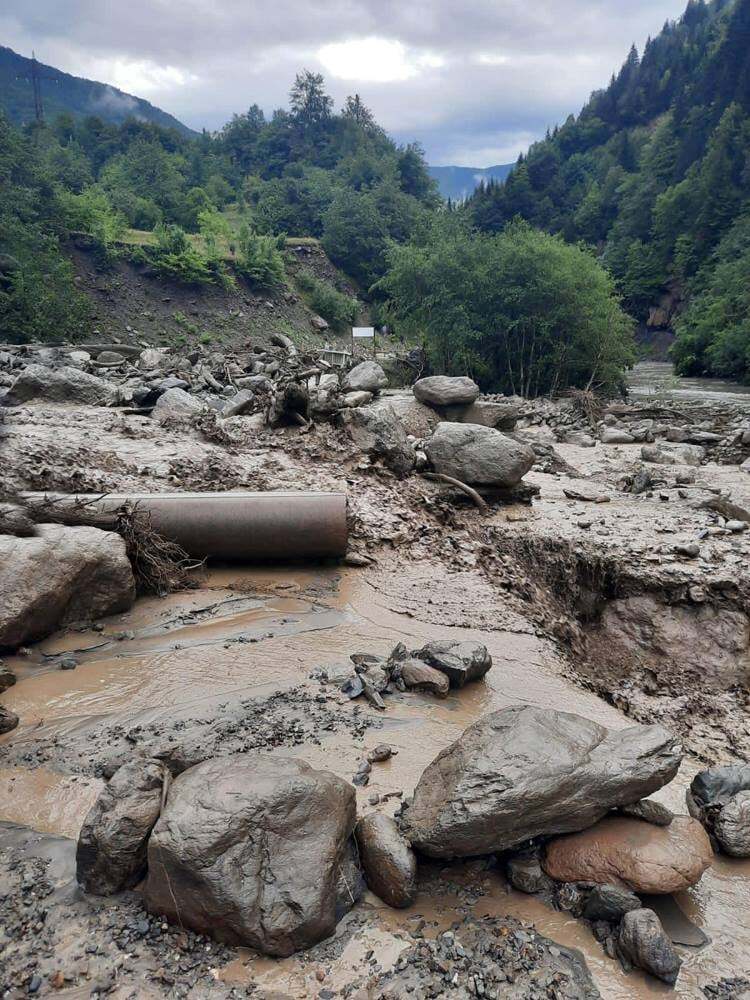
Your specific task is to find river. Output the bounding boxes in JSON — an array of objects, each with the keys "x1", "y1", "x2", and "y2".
[{"x1": 629, "y1": 361, "x2": 750, "y2": 405}]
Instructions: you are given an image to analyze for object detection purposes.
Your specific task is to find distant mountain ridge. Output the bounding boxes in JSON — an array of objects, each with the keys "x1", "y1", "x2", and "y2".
[
  {"x1": 429, "y1": 162, "x2": 513, "y2": 201},
  {"x1": 0, "y1": 45, "x2": 196, "y2": 135}
]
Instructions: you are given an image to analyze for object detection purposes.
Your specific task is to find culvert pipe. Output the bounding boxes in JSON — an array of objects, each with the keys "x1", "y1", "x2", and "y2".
[{"x1": 23, "y1": 491, "x2": 349, "y2": 562}]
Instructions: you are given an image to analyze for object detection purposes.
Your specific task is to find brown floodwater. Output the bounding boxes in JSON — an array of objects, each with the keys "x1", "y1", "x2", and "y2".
[{"x1": 2, "y1": 562, "x2": 749, "y2": 998}]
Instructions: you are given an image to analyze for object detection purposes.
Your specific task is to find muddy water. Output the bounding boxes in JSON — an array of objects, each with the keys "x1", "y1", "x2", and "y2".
[
  {"x1": 629, "y1": 360, "x2": 750, "y2": 404},
  {"x1": 2, "y1": 562, "x2": 750, "y2": 997}
]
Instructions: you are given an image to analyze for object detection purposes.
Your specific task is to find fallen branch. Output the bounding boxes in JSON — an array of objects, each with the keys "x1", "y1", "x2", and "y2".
[{"x1": 423, "y1": 472, "x2": 487, "y2": 509}]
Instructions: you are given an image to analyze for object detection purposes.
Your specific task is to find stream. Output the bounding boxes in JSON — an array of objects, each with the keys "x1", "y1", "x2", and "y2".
[{"x1": 629, "y1": 361, "x2": 750, "y2": 405}]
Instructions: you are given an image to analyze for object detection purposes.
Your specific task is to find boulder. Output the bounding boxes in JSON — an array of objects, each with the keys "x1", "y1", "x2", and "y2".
[
  {"x1": 341, "y1": 361, "x2": 388, "y2": 395},
  {"x1": 411, "y1": 640, "x2": 492, "y2": 688},
  {"x1": 2, "y1": 365, "x2": 119, "y2": 406},
  {"x1": 688, "y1": 765, "x2": 750, "y2": 857},
  {"x1": 618, "y1": 909, "x2": 682, "y2": 985},
  {"x1": 0, "y1": 665, "x2": 16, "y2": 693},
  {"x1": 401, "y1": 706, "x2": 681, "y2": 859},
  {"x1": 618, "y1": 798, "x2": 673, "y2": 827},
  {"x1": 77, "y1": 758, "x2": 166, "y2": 895},
  {"x1": 399, "y1": 659, "x2": 450, "y2": 698},
  {"x1": 152, "y1": 387, "x2": 206, "y2": 423},
  {"x1": 600, "y1": 428, "x2": 635, "y2": 445},
  {"x1": 355, "y1": 813, "x2": 417, "y2": 908},
  {"x1": 564, "y1": 431, "x2": 597, "y2": 448},
  {"x1": 139, "y1": 348, "x2": 168, "y2": 370},
  {"x1": 424, "y1": 423, "x2": 535, "y2": 487},
  {"x1": 583, "y1": 884, "x2": 642, "y2": 922},
  {"x1": 0, "y1": 501, "x2": 36, "y2": 537},
  {"x1": 713, "y1": 790, "x2": 750, "y2": 857},
  {"x1": 0, "y1": 525, "x2": 136, "y2": 649},
  {"x1": 542, "y1": 816, "x2": 712, "y2": 894},
  {"x1": 144, "y1": 755, "x2": 360, "y2": 956},
  {"x1": 741, "y1": 457, "x2": 750, "y2": 476},
  {"x1": 97, "y1": 350, "x2": 126, "y2": 365},
  {"x1": 372, "y1": 396, "x2": 439, "y2": 438},
  {"x1": 641, "y1": 442, "x2": 705, "y2": 467},
  {"x1": 413, "y1": 376, "x2": 480, "y2": 407},
  {"x1": 506, "y1": 851, "x2": 555, "y2": 895},
  {"x1": 342, "y1": 390, "x2": 373, "y2": 408},
  {"x1": 443, "y1": 400, "x2": 519, "y2": 431},
  {"x1": 341, "y1": 404, "x2": 415, "y2": 478},
  {"x1": 0, "y1": 705, "x2": 18, "y2": 734}
]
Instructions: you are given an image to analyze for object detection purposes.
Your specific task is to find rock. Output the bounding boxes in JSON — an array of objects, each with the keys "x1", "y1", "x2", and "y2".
[
  {"x1": 144, "y1": 755, "x2": 360, "y2": 956},
  {"x1": 2, "y1": 365, "x2": 119, "y2": 406},
  {"x1": 411, "y1": 640, "x2": 492, "y2": 687},
  {"x1": 371, "y1": 396, "x2": 439, "y2": 438},
  {"x1": 543, "y1": 816, "x2": 712, "y2": 894},
  {"x1": 583, "y1": 884, "x2": 642, "y2": 922},
  {"x1": 139, "y1": 348, "x2": 167, "y2": 369},
  {"x1": 367, "y1": 744, "x2": 393, "y2": 763},
  {"x1": 0, "y1": 501, "x2": 36, "y2": 537},
  {"x1": 641, "y1": 442, "x2": 705, "y2": 467},
  {"x1": 600, "y1": 428, "x2": 635, "y2": 444},
  {"x1": 399, "y1": 659, "x2": 450, "y2": 698},
  {"x1": 726, "y1": 520, "x2": 748, "y2": 533},
  {"x1": 97, "y1": 351, "x2": 126, "y2": 365},
  {"x1": 0, "y1": 665, "x2": 16, "y2": 693},
  {"x1": 354, "y1": 813, "x2": 417, "y2": 908},
  {"x1": 741, "y1": 457, "x2": 750, "y2": 475},
  {"x1": 152, "y1": 387, "x2": 206, "y2": 423},
  {"x1": 67, "y1": 350, "x2": 91, "y2": 367},
  {"x1": 401, "y1": 705, "x2": 681, "y2": 858},
  {"x1": 713, "y1": 790, "x2": 750, "y2": 857},
  {"x1": 618, "y1": 909, "x2": 682, "y2": 984},
  {"x1": 443, "y1": 400, "x2": 519, "y2": 431},
  {"x1": 311, "y1": 314, "x2": 329, "y2": 331},
  {"x1": 413, "y1": 376, "x2": 480, "y2": 407},
  {"x1": 77, "y1": 758, "x2": 166, "y2": 895},
  {"x1": 341, "y1": 361, "x2": 388, "y2": 395},
  {"x1": 424, "y1": 423, "x2": 535, "y2": 487},
  {"x1": 0, "y1": 525, "x2": 136, "y2": 649},
  {"x1": 565, "y1": 431, "x2": 597, "y2": 447},
  {"x1": 506, "y1": 851, "x2": 555, "y2": 895},
  {"x1": 0, "y1": 705, "x2": 19, "y2": 734},
  {"x1": 341, "y1": 404, "x2": 415, "y2": 478},
  {"x1": 619, "y1": 799, "x2": 673, "y2": 827},
  {"x1": 342, "y1": 390, "x2": 373, "y2": 408}
]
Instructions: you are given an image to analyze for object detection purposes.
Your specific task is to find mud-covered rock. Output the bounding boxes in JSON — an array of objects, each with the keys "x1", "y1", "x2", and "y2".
[
  {"x1": 0, "y1": 525, "x2": 136, "y2": 649},
  {"x1": 355, "y1": 813, "x2": 417, "y2": 908},
  {"x1": 506, "y1": 851, "x2": 556, "y2": 895},
  {"x1": 687, "y1": 765, "x2": 750, "y2": 856},
  {"x1": 399, "y1": 658, "x2": 450, "y2": 698},
  {"x1": 372, "y1": 396, "x2": 439, "y2": 438},
  {"x1": 2, "y1": 364, "x2": 119, "y2": 406},
  {"x1": 618, "y1": 798, "x2": 673, "y2": 826},
  {"x1": 341, "y1": 404, "x2": 415, "y2": 478},
  {"x1": 413, "y1": 376, "x2": 479, "y2": 407},
  {"x1": 0, "y1": 501, "x2": 36, "y2": 537},
  {"x1": 543, "y1": 816, "x2": 712, "y2": 894},
  {"x1": 0, "y1": 665, "x2": 16, "y2": 693},
  {"x1": 713, "y1": 791, "x2": 750, "y2": 857},
  {"x1": 77, "y1": 758, "x2": 166, "y2": 895},
  {"x1": 341, "y1": 360, "x2": 388, "y2": 394},
  {"x1": 641, "y1": 442, "x2": 706, "y2": 466},
  {"x1": 443, "y1": 400, "x2": 519, "y2": 431},
  {"x1": 582, "y1": 884, "x2": 642, "y2": 922},
  {"x1": 144, "y1": 755, "x2": 359, "y2": 956},
  {"x1": 600, "y1": 428, "x2": 635, "y2": 444},
  {"x1": 0, "y1": 705, "x2": 19, "y2": 734},
  {"x1": 401, "y1": 706, "x2": 682, "y2": 858},
  {"x1": 618, "y1": 908, "x2": 682, "y2": 984},
  {"x1": 411, "y1": 639, "x2": 492, "y2": 687},
  {"x1": 152, "y1": 387, "x2": 206, "y2": 423},
  {"x1": 424, "y1": 422, "x2": 535, "y2": 487}
]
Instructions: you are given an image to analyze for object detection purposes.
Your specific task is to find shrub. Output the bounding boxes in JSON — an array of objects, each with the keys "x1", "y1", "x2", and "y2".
[
  {"x1": 296, "y1": 270, "x2": 357, "y2": 329},
  {"x1": 236, "y1": 226, "x2": 286, "y2": 289}
]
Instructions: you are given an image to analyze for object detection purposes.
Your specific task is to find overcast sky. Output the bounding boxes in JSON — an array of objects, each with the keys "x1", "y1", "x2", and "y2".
[{"x1": 2, "y1": 1, "x2": 690, "y2": 166}]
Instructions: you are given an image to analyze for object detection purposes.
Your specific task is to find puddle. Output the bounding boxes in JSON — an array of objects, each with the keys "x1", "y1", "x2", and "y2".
[{"x1": 1, "y1": 561, "x2": 750, "y2": 997}]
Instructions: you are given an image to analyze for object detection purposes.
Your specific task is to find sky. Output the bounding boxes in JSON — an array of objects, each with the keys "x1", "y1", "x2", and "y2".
[{"x1": 1, "y1": 0, "x2": 691, "y2": 166}]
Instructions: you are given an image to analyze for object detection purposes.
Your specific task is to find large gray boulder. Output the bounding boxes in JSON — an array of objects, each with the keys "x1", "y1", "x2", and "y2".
[
  {"x1": 413, "y1": 376, "x2": 479, "y2": 407},
  {"x1": 618, "y1": 909, "x2": 682, "y2": 984},
  {"x1": 2, "y1": 365, "x2": 119, "y2": 406},
  {"x1": 425, "y1": 422, "x2": 535, "y2": 487},
  {"x1": 341, "y1": 404, "x2": 415, "y2": 478},
  {"x1": 355, "y1": 813, "x2": 417, "y2": 908},
  {"x1": 687, "y1": 765, "x2": 750, "y2": 857},
  {"x1": 152, "y1": 387, "x2": 206, "y2": 423},
  {"x1": 372, "y1": 396, "x2": 439, "y2": 439},
  {"x1": 144, "y1": 755, "x2": 360, "y2": 956},
  {"x1": 641, "y1": 442, "x2": 705, "y2": 467},
  {"x1": 443, "y1": 400, "x2": 519, "y2": 431},
  {"x1": 401, "y1": 705, "x2": 682, "y2": 858},
  {"x1": 341, "y1": 361, "x2": 388, "y2": 395},
  {"x1": 77, "y1": 758, "x2": 166, "y2": 895},
  {"x1": 0, "y1": 525, "x2": 136, "y2": 649}
]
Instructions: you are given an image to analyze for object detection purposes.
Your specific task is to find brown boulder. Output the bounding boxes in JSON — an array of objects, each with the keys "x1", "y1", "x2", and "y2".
[
  {"x1": 355, "y1": 813, "x2": 417, "y2": 908},
  {"x1": 399, "y1": 659, "x2": 450, "y2": 698},
  {"x1": 543, "y1": 816, "x2": 712, "y2": 894}
]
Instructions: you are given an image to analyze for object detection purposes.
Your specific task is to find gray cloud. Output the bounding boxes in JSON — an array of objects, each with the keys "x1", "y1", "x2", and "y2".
[{"x1": 1, "y1": 0, "x2": 689, "y2": 164}]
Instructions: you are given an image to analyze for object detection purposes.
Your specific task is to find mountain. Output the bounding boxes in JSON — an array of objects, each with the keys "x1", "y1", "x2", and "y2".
[
  {"x1": 429, "y1": 163, "x2": 513, "y2": 201},
  {"x1": 0, "y1": 45, "x2": 196, "y2": 136},
  {"x1": 468, "y1": 0, "x2": 750, "y2": 381}
]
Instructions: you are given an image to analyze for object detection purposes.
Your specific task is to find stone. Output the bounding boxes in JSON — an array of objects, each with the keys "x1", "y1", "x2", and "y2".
[
  {"x1": 565, "y1": 431, "x2": 597, "y2": 447},
  {"x1": 0, "y1": 665, "x2": 16, "y2": 693},
  {"x1": 741, "y1": 457, "x2": 750, "y2": 475},
  {"x1": 600, "y1": 428, "x2": 635, "y2": 444},
  {"x1": 713, "y1": 790, "x2": 750, "y2": 857},
  {"x1": 0, "y1": 705, "x2": 19, "y2": 734},
  {"x1": 97, "y1": 351, "x2": 126, "y2": 365},
  {"x1": 399, "y1": 659, "x2": 450, "y2": 698},
  {"x1": 0, "y1": 525, "x2": 136, "y2": 650},
  {"x1": 354, "y1": 813, "x2": 417, "y2": 908},
  {"x1": 506, "y1": 851, "x2": 555, "y2": 895},
  {"x1": 583, "y1": 883, "x2": 641, "y2": 922},
  {"x1": 341, "y1": 404, "x2": 415, "y2": 478},
  {"x1": 139, "y1": 348, "x2": 167, "y2": 369},
  {"x1": 411, "y1": 640, "x2": 492, "y2": 688},
  {"x1": 77, "y1": 758, "x2": 166, "y2": 895},
  {"x1": 413, "y1": 376, "x2": 480, "y2": 407},
  {"x1": 0, "y1": 502, "x2": 36, "y2": 537},
  {"x1": 401, "y1": 706, "x2": 681, "y2": 859},
  {"x1": 342, "y1": 390, "x2": 373, "y2": 408},
  {"x1": 311, "y1": 314, "x2": 329, "y2": 331},
  {"x1": 618, "y1": 909, "x2": 682, "y2": 985},
  {"x1": 341, "y1": 361, "x2": 388, "y2": 395},
  {"x1": 152, "y1": 387, "x2": 206, "y2": 423},
  {"x1": 144, "y1": 755, "x2": 360, "y2": 956},
  {"x1": 2, "y1": 365, "x2": 119, "y2": 407},
  {"x1": 619, "y1": 799, "x2": 673, "y2": 826},
  {"x1": 543, "y1": 816, "x2": 712, "y2": 894},
  {"x1": 424, "y1": 423, "x2": 535, "y2": 487},
  {"x1": 371, "y1": 396, "x2": 439, "y2": 438},
  {"x1": 688, "y1": 765, "x2": 750, "y2": 857},
  {"x1": 641, "y1": 442, "x2": 706, "y2": 467},
  {"x1": 443, "y1": 400, "x2": 519, "y2": 431}
]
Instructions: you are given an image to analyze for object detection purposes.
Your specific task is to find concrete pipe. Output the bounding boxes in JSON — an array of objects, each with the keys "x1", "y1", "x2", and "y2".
[{"x1": 25, "y1": 492, "x2": 349, "y2": 562}]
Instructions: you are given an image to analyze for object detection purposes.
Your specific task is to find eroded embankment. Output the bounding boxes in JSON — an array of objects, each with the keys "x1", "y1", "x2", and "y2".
[{"x1": 493, "y1": 528, "x2": 750, "y2": 764}]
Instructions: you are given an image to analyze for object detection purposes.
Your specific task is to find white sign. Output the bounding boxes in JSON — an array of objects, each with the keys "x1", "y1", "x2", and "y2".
[{"x1": 352, "y1": 326, "x2": 375, "y2": 339}]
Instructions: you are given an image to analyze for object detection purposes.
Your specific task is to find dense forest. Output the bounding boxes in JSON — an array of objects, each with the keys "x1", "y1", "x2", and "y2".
[{"x1": 469, "y1": 0, "x2": 750, "y2": 381}]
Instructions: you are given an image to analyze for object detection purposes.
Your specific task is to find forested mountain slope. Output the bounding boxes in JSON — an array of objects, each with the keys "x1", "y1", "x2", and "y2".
[
  {"x1": 469, "y1": 0, "x2": 750, "y2": 381},
  {"x1": 0, "y1": 46, "x2": 195, "y2": 136}
]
